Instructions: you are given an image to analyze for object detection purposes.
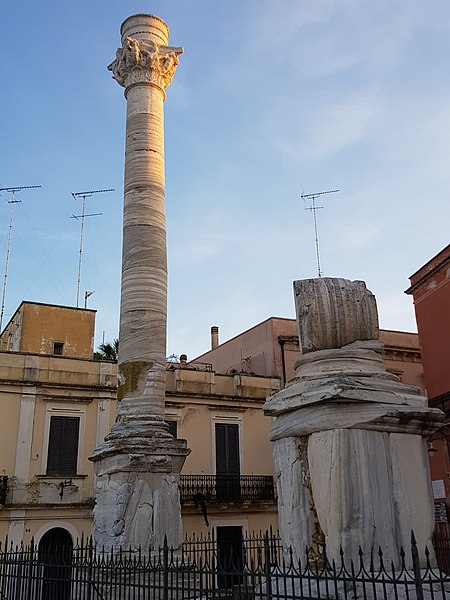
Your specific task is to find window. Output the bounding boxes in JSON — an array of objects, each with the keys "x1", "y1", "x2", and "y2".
[
  {"x1": 215, "y1": 423, "x2": 240, "y2": 502},
  {"x1": 46, "y1": 416, "x2": 80, "y2": 475},
  {"x1": 215, "y1": 423, "x2": 240, "y2": 476},
  {"x1": 53, "y1": 342, "x2": 64, "y2": 356},
  {"x1": 166, "y1": 420, "x2": 178, "y2": 438}
]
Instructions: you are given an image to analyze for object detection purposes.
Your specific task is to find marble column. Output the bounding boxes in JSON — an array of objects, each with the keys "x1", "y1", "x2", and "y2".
[
  {"x1": 90, "y1": 14, "x2": 189, "y2": 552},
  {"x1": 264, "y1": 278, "x2": 444, "y2": 569}
]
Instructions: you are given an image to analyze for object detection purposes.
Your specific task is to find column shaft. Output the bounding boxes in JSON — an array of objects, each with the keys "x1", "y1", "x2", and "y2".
[{"x1": 90, "y1": 14, "x2": 189, "y2": 551}]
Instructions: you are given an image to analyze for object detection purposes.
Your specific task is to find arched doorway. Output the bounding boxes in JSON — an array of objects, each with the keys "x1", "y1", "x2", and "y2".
[{"x1": 39, "y1": 528, "x2": 73, "y2": 600}]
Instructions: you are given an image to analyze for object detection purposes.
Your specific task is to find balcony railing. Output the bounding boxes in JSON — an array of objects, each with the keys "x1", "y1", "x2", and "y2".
[{"x1": 179, "y1": 474, "x2": 275, "y2": 504}]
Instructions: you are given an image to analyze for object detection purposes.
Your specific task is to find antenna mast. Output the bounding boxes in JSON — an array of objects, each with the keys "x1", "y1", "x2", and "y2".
[
  {"x1": 71, "y1": 188, "x2": 114, "y2": 308},
  {"x1": 0, "y1": 185, "x2": 41, "y2": 331},
  {"x1": 301, "y1": 189, "x2": 339, "y2": 277}
]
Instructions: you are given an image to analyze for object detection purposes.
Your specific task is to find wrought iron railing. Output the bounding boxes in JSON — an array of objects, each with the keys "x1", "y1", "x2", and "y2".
[
  {"x1": 179, "y1": 474, "x2": 275, "y2": 504},
  {"x1": 434, "y1": 522, "x2": 450, "y2": 574},
  {"x1": 0, "y1": 532, "x2": 449, "y2": 599}
]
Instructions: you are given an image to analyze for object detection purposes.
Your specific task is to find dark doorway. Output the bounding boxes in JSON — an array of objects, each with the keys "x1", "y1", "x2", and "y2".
[
  {"x1": 216, "y1": 526, "x2": 244, "y2": 589},
  {"x1": 215, "y1": 423, "x2": 240, "y2": 502},
  {"x1": 39, "y1": 528, "x2": 73, "y2": 600}
]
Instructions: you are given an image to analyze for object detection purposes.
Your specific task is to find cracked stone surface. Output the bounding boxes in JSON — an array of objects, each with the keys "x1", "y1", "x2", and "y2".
[{"x1": 93, "y1": 455, "x2": 182, "y2": 550}]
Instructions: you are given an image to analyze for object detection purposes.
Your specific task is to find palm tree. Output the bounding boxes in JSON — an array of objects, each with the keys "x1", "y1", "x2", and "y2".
[{"x1": 94, "y1": 339, "x2": 119, "y2": 361}]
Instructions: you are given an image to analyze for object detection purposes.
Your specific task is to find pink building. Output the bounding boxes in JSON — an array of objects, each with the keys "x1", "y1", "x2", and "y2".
[
  {"x1": 194, "y1": 317, "x2": 424, "y2": 389},
  {"x1": 406, "y1": 244, "x2": 450, "y2": 515}
]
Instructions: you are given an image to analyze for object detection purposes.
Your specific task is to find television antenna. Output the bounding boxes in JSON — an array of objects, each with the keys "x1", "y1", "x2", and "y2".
[
  {"x1": 71, "y1": 188, "x2": 114, "y2": 308},
  {"x1": 0, "y1": 185, "x2": 41, "y2": 331},
  {"x1": 301, "y1": 189, "x2": 339, "y2": 277}
]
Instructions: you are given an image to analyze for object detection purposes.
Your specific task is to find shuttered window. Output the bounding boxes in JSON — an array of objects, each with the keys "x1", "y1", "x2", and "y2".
[
  {"x1": 166, "y1": 420, "x2": 178, "y2": 438},
  {"x1": 46, "y1": 416, "x2": 80, "y2": 475},
  {"x1": 215, "y1": 423, "x2": 240, "y2": 475}
]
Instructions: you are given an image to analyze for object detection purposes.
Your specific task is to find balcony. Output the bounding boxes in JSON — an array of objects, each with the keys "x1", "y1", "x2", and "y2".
[{"x1": 179, "y1": 474, "x2": 275, "y2": 505}]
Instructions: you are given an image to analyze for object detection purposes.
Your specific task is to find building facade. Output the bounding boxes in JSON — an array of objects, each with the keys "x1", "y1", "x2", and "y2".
[
  {"x1": 0, "y1": 303, "x2": 279, "y2": 552},
  {"x1": 0, "y1": 300, "x2": 432, "y2": 552},
  {"x1": 195, "y1": 318, "x2": 424, "y2": 389},
  {"x1": 406, "y1": 244, "x2": 450, "y2": 518},
  {"x1": 0, "y1": 301, "x2": 96, "y2": 357},
  {"x1": 0, "y1": 303, "x2": 116, "y2": 545}
]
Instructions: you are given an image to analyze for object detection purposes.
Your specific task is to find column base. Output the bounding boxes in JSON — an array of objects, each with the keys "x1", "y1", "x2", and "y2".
[{"x1": 92, "y1": 448, "x2": 187, "y2": 552}]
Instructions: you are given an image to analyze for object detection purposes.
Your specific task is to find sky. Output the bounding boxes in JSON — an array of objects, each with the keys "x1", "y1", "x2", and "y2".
[{"x1": 1, "y1": 0, "x2": 449, "y2": 359}]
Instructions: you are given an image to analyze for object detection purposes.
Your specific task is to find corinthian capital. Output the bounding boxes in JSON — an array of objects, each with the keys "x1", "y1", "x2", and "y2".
[{"x1": 108, "y1": 37, "x2": 183, "y2": 91}]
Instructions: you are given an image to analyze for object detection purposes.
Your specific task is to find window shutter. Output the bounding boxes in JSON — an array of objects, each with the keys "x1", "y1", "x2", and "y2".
[
  {"x1": 47, "y1": 416, "x2": 79, "y2": 476},
  {"x1": 47, "y1": 417, "x2": 64, "y2": 475},
  {"x1": 166, "y1": 420, "x2": 178, "y2": 438},
  {"x1": 226, "y1": 425, "x2": 240, "y2": 476},
  {"x1": 62, "y1": 418, "x2": 79, "y2": 475},
  {"x1": 215, "y1": 424, "x2": 227, "y2": 475},
  {"x1": 215, "y1": 423, "x2": 240, "y2": 475}
]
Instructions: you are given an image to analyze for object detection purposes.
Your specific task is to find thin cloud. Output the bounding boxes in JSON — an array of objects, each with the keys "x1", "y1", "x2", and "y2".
[
  {"x1": 271, "y1": 92, "x2": 381, "y2": 161},
  {"x1": 303, "y1": 95, "x2": 379, "y2": 158},
  {"x1": 246, "y1": 0, "x2": 441, "y2": 81},
  {"x1": 337, "y1": 221, "x2": 380, "y2": 250}
]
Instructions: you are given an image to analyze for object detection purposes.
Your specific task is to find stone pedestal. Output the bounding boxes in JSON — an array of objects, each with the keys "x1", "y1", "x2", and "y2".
[
  {"x1": 93, "y1": 453, "x2": 184, "y2": 550},
  {"x1": 264, "y1": 278, "x2": 444, "y2": 568},
  {"x1": 90, "y1": 14, "x2": 189, "y2": 551}
]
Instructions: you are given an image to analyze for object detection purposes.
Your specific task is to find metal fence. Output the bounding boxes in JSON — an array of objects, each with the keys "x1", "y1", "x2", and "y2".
[
  {"x1": 1, "y1": 531, "x2": 450, "y2": 599},
  {"x1": 434, "y1": 522, "x2": 450, "y2": 575},
  {"x1": 179, "y1": 475, "x2": 276, "y2": 505}
]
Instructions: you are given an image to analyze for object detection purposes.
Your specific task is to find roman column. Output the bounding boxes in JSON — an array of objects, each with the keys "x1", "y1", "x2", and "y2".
[
  {"x1": 90, "y1": 14, "x2": 189, "y2": 552},
  {"x1": 265, "y1": 278, "x2": 444, "y2": 569}
]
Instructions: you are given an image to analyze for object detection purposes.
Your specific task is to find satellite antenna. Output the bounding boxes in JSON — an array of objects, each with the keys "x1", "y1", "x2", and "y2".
[
  {"x1": 0, "y1": 185, "x2": 41, "y2": 331},
  {"x1": 301, "y1": 189, "x2": 339, "y2": 277},
  {"x1": 71, "y1": 188, "x2": 114, "y2": 308}
]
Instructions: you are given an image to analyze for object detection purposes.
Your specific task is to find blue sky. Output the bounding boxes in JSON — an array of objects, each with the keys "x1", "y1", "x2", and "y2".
[{"x1": 1, "y1": 0, "x2": 449, "y2": 359}]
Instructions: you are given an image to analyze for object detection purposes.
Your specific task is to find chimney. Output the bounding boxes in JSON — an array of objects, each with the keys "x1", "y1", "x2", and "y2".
[{"x1": 211, "y1": 326, "x2": 219, "y2": 350}]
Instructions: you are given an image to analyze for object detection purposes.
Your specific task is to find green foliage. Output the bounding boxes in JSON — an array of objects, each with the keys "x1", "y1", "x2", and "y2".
[{"x1": 94, "y1": 338, "x2": 119, "y2": 361}]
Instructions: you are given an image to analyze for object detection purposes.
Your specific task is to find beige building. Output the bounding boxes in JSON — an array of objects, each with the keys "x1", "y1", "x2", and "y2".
[
  {"x1": 0, "y1": 303, "x2": 116, "y2": 545},
  {"x1": 0, "y1": 303, "x2": 424, "y2": 552},
  {"x1": 166, "y1": 367, "x2": 279, "y2": 539},
  {"x1": 0, "y1": 302, "x2": 279, "y2": 551}
]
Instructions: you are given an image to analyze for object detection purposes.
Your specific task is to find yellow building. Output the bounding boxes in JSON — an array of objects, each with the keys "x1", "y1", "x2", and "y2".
[
  {"x1": 0, "y1": 302, "x2": 279, "y2": 550},
  {"x1": 0, "y1": 301, "x2": 96, "y2": 357},
  {"x1": 0, "y1": 303, "x2": 116, "y2": 545}
]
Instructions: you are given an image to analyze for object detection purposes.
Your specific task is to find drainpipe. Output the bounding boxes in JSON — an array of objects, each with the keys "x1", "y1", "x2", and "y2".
[{"x1": 278, "y1": 338, "x2": 286, "y2": 387}]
